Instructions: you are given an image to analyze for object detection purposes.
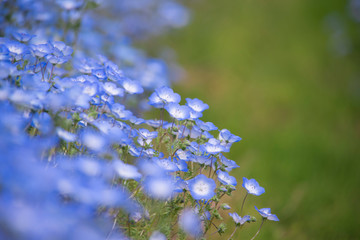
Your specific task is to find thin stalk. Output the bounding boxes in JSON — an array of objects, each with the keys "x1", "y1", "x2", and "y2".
[
  {"x1": 227, "y1": 226, "x2": 239, "y2": 240},
  {"x1": 250, "y1": 218, "x2": 265, "y2": 240},
  {"x1": 240, "y1": 192, "x2": 248, "y2": 215}
]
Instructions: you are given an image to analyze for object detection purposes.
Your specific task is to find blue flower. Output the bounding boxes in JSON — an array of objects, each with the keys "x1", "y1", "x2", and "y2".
[
  {"x1": 242, "y1": 177, "x2": 265, "y2": 196},
  {"x1": 219, "y1": 129, "x2": 242, "y2": 143},
  {"x1": 143, "y1": 175, "x2": 176, "y2": 200},
  {"x1": 202, "y1": 138, "x2": 226, "y2": 154},
  {"x1": 185, "y1": 98, "x2": 209, "y2": 113},
  {"x1": 113, "y1": 160, "x2": 142, "y2": 180},
  {"x1": 56, "y1": 128, "x2": 77, "y2": 142},
  {"x1": 154, "y1": 157, "x2": 179, "y2": 172},
  {"x1": 122, "y1": 78, "x2": 144, "y2": 94},
  {"x1": 219, "y1": 154, "x2": 240, "y2": 172},
  {"x1": 255, "y1": 206, "x2": 279, "y2": 221},
  {"x1": 229, "y1": 212, "x2": 251, "y2": 225},
  {"x1": 217, "y1": 170, "x2": 237, "y2": 186},
  {"x1": 102, "y1": 82, "x2": 124, "y2": 96},
  {"x1": 12, "y1": 31, "x2": 35, "y2": 42},
  {"x1": 149, "y1": 231, "x2": 167, "y2": 240},
  {"x1": 178, "y1": 208, "x2": 203, "y2": 238},
  {"x1": 165, "y1": 103, "x2": 190, "y2": 121},
  {"x1": 187, "y1": 174, "x2": 216, "y2": 201},
  {"x1": 148, "y1": 86, "x2": 181, "y2": 108},
  {"x1": 195, "y1": 119, "x2": 218, "y2": 131}
]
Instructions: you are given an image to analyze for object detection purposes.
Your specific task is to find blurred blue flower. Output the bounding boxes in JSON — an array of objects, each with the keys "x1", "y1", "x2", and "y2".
[{"x1": 178, "y1": 208, "x2": 203, "y2": 238}]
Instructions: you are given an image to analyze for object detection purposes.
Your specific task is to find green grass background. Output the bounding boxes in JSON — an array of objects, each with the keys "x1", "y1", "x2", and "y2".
[{"x1": 158, "y1": 0, "x2": 360, "y2": 239}]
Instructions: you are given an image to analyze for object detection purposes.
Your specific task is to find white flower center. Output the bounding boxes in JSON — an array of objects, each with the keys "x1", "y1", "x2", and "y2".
[{"x1": 193, "y1": 180, "x2": 209, "y2": 195}]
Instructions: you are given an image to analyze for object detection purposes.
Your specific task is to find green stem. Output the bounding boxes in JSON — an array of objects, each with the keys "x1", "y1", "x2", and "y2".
[
  {"x1": 240, "y1": 192, "x2": 248, "y2": 215},
  {"x1": 227, "y1": 225, "x2": 239, "y2": 240},
  {"x1": 250, "y1": 218, "x2": 265, "y2": 240}
]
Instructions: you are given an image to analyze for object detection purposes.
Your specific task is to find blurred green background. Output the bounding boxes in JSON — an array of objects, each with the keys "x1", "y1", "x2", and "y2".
[{"x1": 159, "y1": 0, "x2": 360, "y2": 239}]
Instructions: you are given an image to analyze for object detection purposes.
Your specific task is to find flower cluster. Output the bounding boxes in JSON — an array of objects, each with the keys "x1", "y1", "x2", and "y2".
[{"x1": 0, "y1": 0, "x2": 278, "y2": 239}]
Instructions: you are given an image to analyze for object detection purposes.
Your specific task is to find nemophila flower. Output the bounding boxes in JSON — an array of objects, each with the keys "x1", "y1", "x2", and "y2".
[
  {"x1": 4, "y1": 40, "x2": 29, "y2": 60},
  {"x1": 165, "y1": 103, "x2": 190, "y2": 120},
  {"x1": 12, "y1": 31, "x2": 35, "y2": 42},
  {"x1": 76, "y1": 157, "x2": 102, "y2": 177},
  {"x1": 73, "y1": 57, "x2": 102, "y2": 74},
  {"x1": 30, "y1": 42, "x2": 53, "y2": 58},
  {"x1": 92, "y1": 68, "x2": 107, "y2": 80},
  {"x1": 32, "y1": 112, "x2": 53, "y2": 135},
  {"x1": 154, "y1": 157, "x2": 179, "y2": 172},
  {"x1": 143, "y1": 175, "x2": 176, "y2": 200},
  {"x1": 56, "y1": 128, "x2": 77, "y2": 142},
  {"x1": 202, "y1": 138, "x2": 226, "y2": 154},
  {"x1": 129, "y1": 116, "x2": 145, "y2": 125},
  {"x1": 229, "y1": 213, "x2": 251, "y2": 225},
  {"x1": 255, "y1": 207, "x2": 279, "y2": 221},
  {"x1": 111, "y1": 103, "x2": 133, "y2": 120},
  {"x1": 174, "y1": 158, "x2": 188, "y2": 172},
  {"x1": 82, "y1": 82, "x2": 99, "y2": 97},
  {"x1": 219, "y1": 129, "x2": 242, "y2": 143},
  {"x1": 221, "y1": 203, "x2": 231, "y2": 210},
  {"x1": 122, "y1": 78, "x2": 144, "y2": 94},
  {"x1": 159, "y1": 1, "x2": 190, "y2": 28},
  {"x1": 102, "y1": 82, "x2": 124, "y2": 96},
  {"x1": 186, "y1": 98, "x2": 209, "y2": 113},
  {"x1": 139, "y1": 59, "x2": 169, "y2": 89},
  {"x1": 137, "y1": 157, "x2": 166, "y2": 176},
  {"x1": 0, "y1": 45, "x2": 11, "y2": 61},
  {"x1": 217, "y1": 170, "x2": 237, "y2": 186},
  {"x1": 242, "y1": 177, "x2": 265, "y2": 196},
  {"x1": 193, "y1": 155, "x2": 212, "y2": 165},
  {"x1": 81, "y1": 131, "x2": 107, "y2": 152},
  {"x1": 149, "y1": 231, "x2": 167, "y2": 240},
  {"x1": 113, "y1": 160, "x2": 142, "y2": 180},
  {"x1": 138, "y1": 128, "x2": 158, "y2": 140},
  {"x1": 188, "y1": 109, "x2": 202, "y2": 120},
  {"x1": 220, "y1": 154, "x2": 240, "y2": 172},
  {"x1": 148, "y1": 86, "x2": 181, "y2": 108},
  {"x1": 146, "y1": 119, "x2": 165, "y2": 128},
  {"x1": 195, "y1": 119, "x2": 218, "y2": 132},
  {"x1": 56, "y1": 0, "x2": 84, "y2": 10},
  {"x1": 188, "y1": 174, "x2": 216, "y2": 201},
  {"x1": 178, "y1": 208, "x2": 203, "y2": 238},
  {"x1": 175, "y1": 149, "x2": 193, "y2": 162}
]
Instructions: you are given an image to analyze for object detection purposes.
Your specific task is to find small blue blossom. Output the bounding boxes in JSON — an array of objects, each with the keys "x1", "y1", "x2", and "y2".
[
  {"x1": 255, "y1": 206, "x2": 279, "y2": 221},
  {"x1": 186, "y1": 98, "x2": 209, "y2": 113},
  {"x1": 12, "y1": 31, "x2": 35, "y2": 42},
  {"x1": 178, "y1": 208, "x2": 203, "y2": 238},
  {"x1": 242, "y1": 177, "x2": 265, "y2": 196},
  {"x1": 217, "y1": 170, "x2": 237, "y2": 186},
  {"x1": 195, "y1": 119, "x2": 218, "y2": 132},
  {"x1": 229, "y1": 213, "x2": 251, "y2": 225},
  {"x1": 103, "y1": 82, "x2": 124, "y2": 96},
  {"x1": 148, "y1": 86, "x2": 181, "y2": 108},
  {"x1": 56, "y1": 128, "x2": 77, "y2": 142},
  {"x1": 122, "y1": 78, "x2": 144, "y2": 94},
  {"x1": 113, "y1": 160, "x2": 142, "y2": 180},
  {"x1": 187, "y1": 174, "x2": 216, "y2": 201},
  {"x1": 165, "y1": 103, "x2": 190, "y2": 121},
  {"x1": 143, "y1": 175, "x2": 176, "y2": 200},
  {"x1": 149, "y1": 231, "x2": 167, "y2": 240},
  {"x1": 202, "y1": 138, "x2": 226, "y2": 154}
]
